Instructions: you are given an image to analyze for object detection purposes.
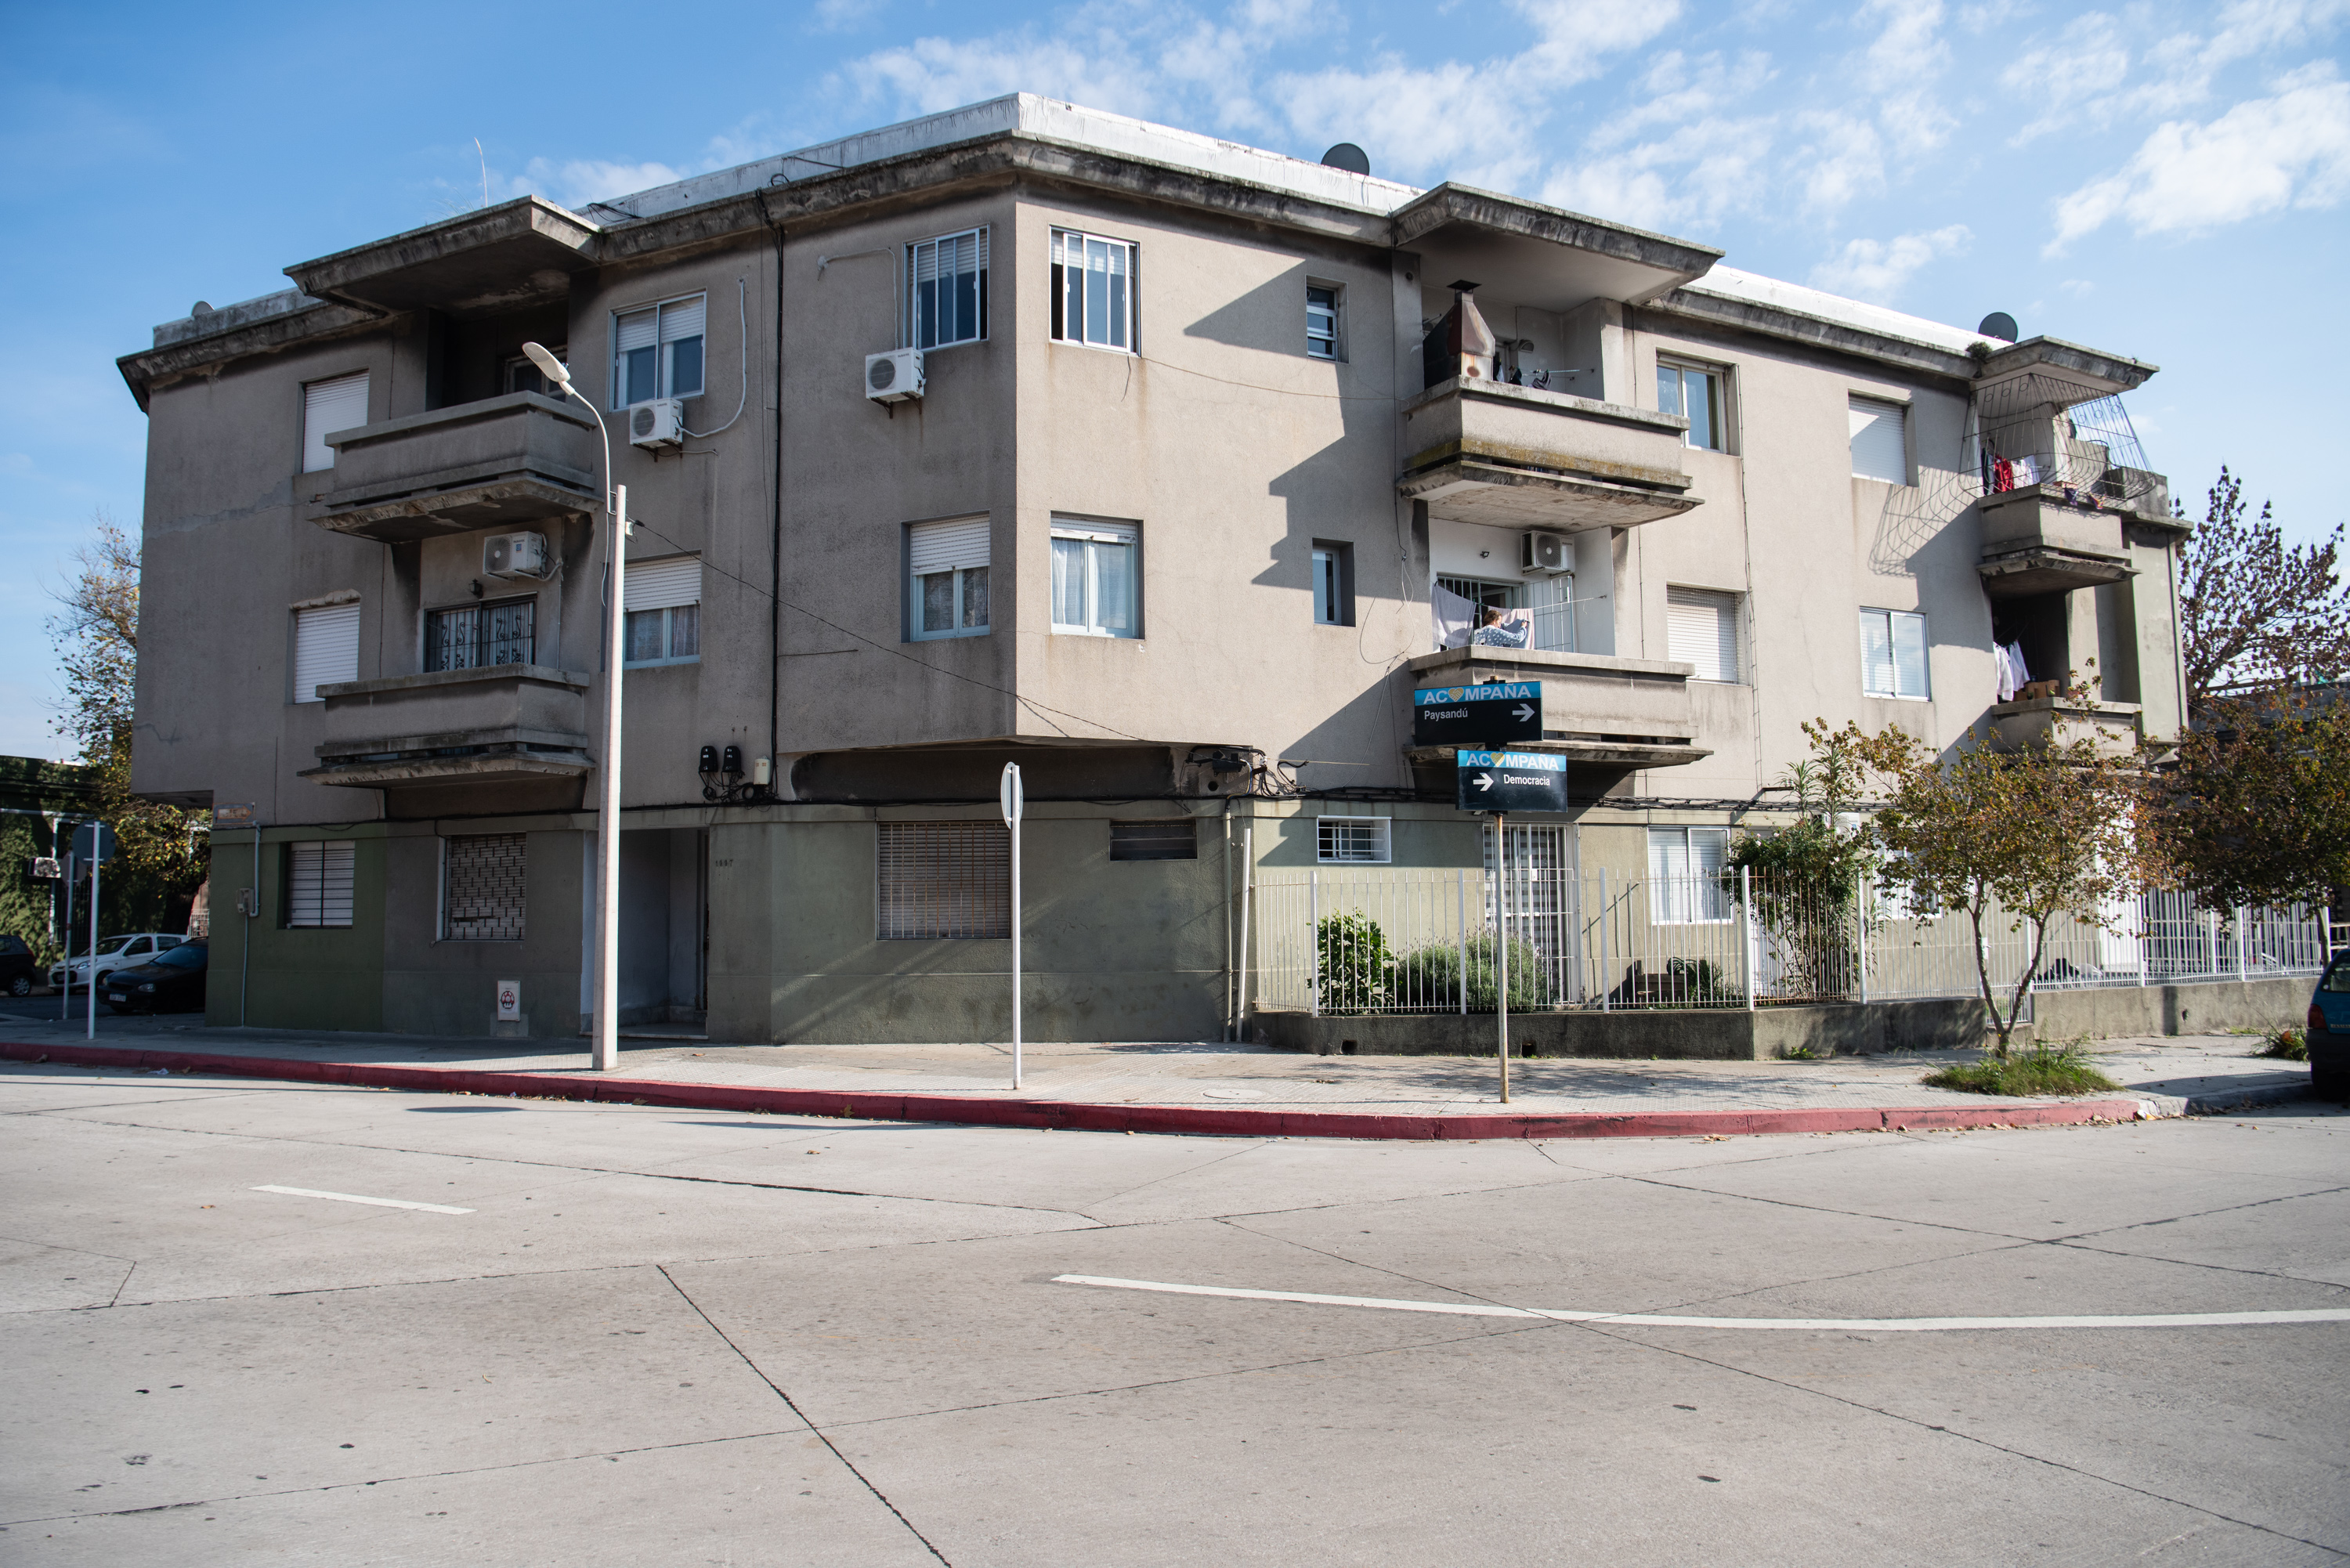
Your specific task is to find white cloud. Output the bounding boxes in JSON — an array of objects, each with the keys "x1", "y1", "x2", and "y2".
[
  {"x1": 509, "y1": 157, "x2": 689, "y2": 208},
  {"x1": 812, "y1": 0, "x2": 883, "y2": 34},
  {"x1": 1809, "y1": 222, "x2": 1972, "y2": 302},
  {"x1": 2047, "y1": 62, "x2": 2350, "y2": 251}
]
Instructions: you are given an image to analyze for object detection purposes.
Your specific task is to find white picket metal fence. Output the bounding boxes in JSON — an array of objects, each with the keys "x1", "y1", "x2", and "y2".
[{"x1": 1249, "y1": 865, "x2": 2329, "y2": 1017}]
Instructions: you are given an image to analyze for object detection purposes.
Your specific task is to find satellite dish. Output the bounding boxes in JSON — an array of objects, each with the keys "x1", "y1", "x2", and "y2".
[
  {"x1": 1976, "y1": 312, "x2": 2019, "y2": 343},
  {"x1": 1320, "y1": 142, "x2": 1371, "y2": 176}
]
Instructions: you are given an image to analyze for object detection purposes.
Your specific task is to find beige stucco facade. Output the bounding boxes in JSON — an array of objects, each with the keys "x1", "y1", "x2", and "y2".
[{"x1": 121, "y1": 95, "x2": 2184, "y2": 1043}]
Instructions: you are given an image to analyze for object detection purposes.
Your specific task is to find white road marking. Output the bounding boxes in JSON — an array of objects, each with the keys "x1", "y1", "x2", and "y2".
[
  {"x1": 1052, "y1": 1275, "x2": 2350, "y2": 1332},
  {"x1": 253, "y1": 1185, "x2": 475, "y2": 1215}
]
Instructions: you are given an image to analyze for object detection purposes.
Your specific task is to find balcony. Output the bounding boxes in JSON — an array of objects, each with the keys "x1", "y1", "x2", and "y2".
[
  {"x1": 1987, "y1": 695, "x2": 2142, "y2": 758},
  {"x1": 313, "y1": 392, "x2": 600, "y2": 544},
  {"x1": 1397, "y1": 378, "x2": 1701, "y2": 533},
  {"x1": 1403, "y1": 645, "x2": 1712, "y2": 775},
  {"x1": 1976, "y1": 488, "x2": 2135, "y2": 597},
  {"x1": 302, "y1": 664, "x2": 595, "y2": 810}
]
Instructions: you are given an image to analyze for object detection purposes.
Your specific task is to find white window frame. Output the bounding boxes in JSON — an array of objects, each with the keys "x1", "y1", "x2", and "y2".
[
  {"x1": 284, "y1": 840, "x2": 356, "y2": 929},
  {"x1": 909, "y1": 516, "x2": 991, "y2": 642},
  {"x1": 301, "y1": 370, "x2": 371, "y2": 473},
  {"x1": 1665, "y1": 586, "x2": 1741, "y2": 684},
  {"x1": 1860, "y1": 607, "x2": 1932, "y2": 699},
  {"x1": 1050, "y1": 518, "x2": 1141, "y2": 638},
  {"x1": 1849, "y1": 396, "x2": 1911, "y2": 483},
  {"x1": 1317, "y1": 816, "x2": 1392, "y2": 865},
  {"x1": 1647, "y1": 826, "x2": 1731, "y2": 925},
  {"x1": 1050, "y1": 228, "x2": 1136, "y2": 352},
  {"x1": 908, "y1": 228, "x2": 989, "y2": 350},
  {"x1": 1658, "y1": 359, "x2": 1726, "y2": 452},
  {"x1": 610, "y1": 293, "x2": 707, "y2": 409},
  {"x1": 1307, "y1": 282, "x2": 1341, "y2": 360},
  {"x1": 623, "y1": 556, "x2": 702, "y2": 668},
  {"x1": 1312, "y1": 542, "x2": 1352, "y2": 627}
]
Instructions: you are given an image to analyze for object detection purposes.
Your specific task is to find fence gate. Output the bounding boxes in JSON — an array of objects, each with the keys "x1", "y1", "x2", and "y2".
[{"x1": 1488, "y1": 822, "x2": 1575, "y2": 1005}]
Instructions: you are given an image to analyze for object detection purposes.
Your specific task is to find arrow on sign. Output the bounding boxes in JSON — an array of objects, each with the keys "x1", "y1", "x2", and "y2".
[
  {"x1": 1513, "y1": 704, "x2": 1535, "y2": 723},
  {"x1": 1472, "y1": 771, "x2": 1494, "y2": 793}
]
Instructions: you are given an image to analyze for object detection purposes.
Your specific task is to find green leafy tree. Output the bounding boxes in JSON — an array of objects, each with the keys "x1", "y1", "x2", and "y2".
[
  {"x1": 2153, "y1": 691, "x2": 2350, "y2": 907},
  {"x1": 1314, "y1": 912, "x2": 1393, "y2": 1014},
  {"x1": 1729, "y1": 721, "x2": 1881, "y2": 1000},
  {"x1": 2179, "y1": 468, "x2": 2350, "y2": 708}
]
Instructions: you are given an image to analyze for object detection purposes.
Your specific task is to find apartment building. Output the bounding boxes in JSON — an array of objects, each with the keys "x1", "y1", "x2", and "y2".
[{"x1": 118, "y1": 95, "x2": 2185, "y2": 1044}]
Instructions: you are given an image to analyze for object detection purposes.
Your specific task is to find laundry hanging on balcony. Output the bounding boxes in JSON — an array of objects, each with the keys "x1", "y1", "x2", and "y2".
[{"x1": 1432, "y1": 583, "x2": 1478, "y2": 649}]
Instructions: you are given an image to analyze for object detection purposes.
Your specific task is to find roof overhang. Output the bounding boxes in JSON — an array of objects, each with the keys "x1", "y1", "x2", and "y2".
[
  {"x1": 284, "y1": 197, "x2": 602, "y2": 318},
  {"x1": 1390, "y1": 185, "x2": 1723, "y2": 312}
]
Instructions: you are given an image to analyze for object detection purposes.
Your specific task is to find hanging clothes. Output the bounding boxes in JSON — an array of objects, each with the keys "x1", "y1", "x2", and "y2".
[
  {"x1": 1471, "y1": 616, "x2": 1531, "y2": 649},
  {"x1": 1431, "y1": 583, "x2": 1477, "y2": 650},
  {"x1": 1991, "y1": 456, "x2": 2015, "y2": 493},
  {"x1": 2012, "y1": 453, "x2": 2040, "y2": 486},
  {"x1": 1997, "y1": 641, "x2": 2027, "y2": 703}
]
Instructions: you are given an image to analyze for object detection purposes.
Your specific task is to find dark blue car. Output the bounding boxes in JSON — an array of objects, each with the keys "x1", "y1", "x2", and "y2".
[{"x1": 2305, "y1": 956, "x2": 2350, "y2": 1099}]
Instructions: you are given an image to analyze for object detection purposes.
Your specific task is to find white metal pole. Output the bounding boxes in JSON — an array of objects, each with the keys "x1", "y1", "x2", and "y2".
[
  {"x1": 1597, "y1": 866, "x2": 1611, "y2": 1012},
  {"x1": 88, "y1": 851, "x2": 99, "y2": 1039},
  {"x1": 1308, "y1": 866, "x2": 1320, "y2": 1020},
  {"x1": 1235, "y1": 827, "x2": 1253, "y2": 1041},
  {"x1": 592, "y1": 482, "x2": 627, "y2": 1073},
  {"x1": 1495, "y1": 812, "x2": 1509, "y2": 1104},
  {"x1": 245, "y1": 822, "x2": 260, "y2": 1027},
  {"x1": 2236, "y1": 905, "x2": 2249, "y2": 982},
  {"x1": 2324, "y1": 905, "x2": 2335, "y2": 956},
  {"x1": 1457, "y1": 868, "x2": 1467, "y2": 1016},
  {"x1": 1854, "y1": 869, "x2": 1871, "y2": 1005},
  {"x1": 60, "y1": 847, "x2": 74, "y2": 1021},
  {"x1": 1741, "y1": 864, "x2": 1756, "y2": 1013},
  {"x1": 1010, "y1": 808, "x2": 1023, "y2": 1092},
  {"x1": 2137, "y1": 887, "x2": 2149, "y2": 989}
]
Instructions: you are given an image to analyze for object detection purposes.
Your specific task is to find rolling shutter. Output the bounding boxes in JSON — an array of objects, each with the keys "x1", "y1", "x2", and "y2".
[
  {"x1": 877, "y1": 822, "x2": 1011, "y2": 939},
  {"x1": 615, "y1": 309, "x2": 657, "y2": 353},
  {"x1": 302, "y1": 372, "x2": 370, "y2": 473},
  {"x1": 624, "y1": 556, "x2": 701, "y2": 612},
  {"x1": 909, "y1": 516, "x2": 990, "y2": 574},
  {"x1": 292, "y1": 602, "x2": 360, "y2": 703},
  {"x1": 285, "y1": 840, "x2": 356, "y2": 928},
  {"x1": 660, "y1": 294, "x2": 706, "y2": 345},
  {"x1": 1849, "y1": 397, "x2": 1908, "y2": 483},
  {"x1": 1666, "y1": 587, "x2": 1739, "y2": 682}
]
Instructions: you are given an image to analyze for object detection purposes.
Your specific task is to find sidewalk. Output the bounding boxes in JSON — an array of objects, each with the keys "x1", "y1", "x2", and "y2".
[{"x1": 0, "y1": 1008, "x2": 2316, "y2": 1140}]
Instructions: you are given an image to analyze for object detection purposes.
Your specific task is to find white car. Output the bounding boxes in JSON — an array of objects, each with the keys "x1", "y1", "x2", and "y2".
[{"x1": 51, "y1": 933, "x2": 190, "y2": 994}]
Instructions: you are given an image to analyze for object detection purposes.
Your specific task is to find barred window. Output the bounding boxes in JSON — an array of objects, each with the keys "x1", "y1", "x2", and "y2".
[
  {"x1": 1110, "y1": 820, "x2": 1196, "y2": 862},
  {"x1": 877, "y1": 822, "x2": 1010, "y2": 939},
  {"x1": 1317, "y1": 817, "x2": 1391, "y2": 864},
  {"x1": 284, "y1": 841, "x2": 356, "y2": 927},
  {"x1": 443, "y1": 833, "x2": 526, "y2": 941},
  {"x1": 426, "y1": 596, "x2": 535, "y2": 671}
]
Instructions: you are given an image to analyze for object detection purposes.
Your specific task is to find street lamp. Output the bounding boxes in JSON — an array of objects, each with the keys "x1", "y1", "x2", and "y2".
[{"x1": 524, "y1": 341, "x2": 625, "y2": 1073}]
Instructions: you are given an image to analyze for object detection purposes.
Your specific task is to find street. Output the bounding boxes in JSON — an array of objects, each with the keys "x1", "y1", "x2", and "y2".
[{"x1": 4, "y1": 1060, "x2": 2346, "y2": 1566}]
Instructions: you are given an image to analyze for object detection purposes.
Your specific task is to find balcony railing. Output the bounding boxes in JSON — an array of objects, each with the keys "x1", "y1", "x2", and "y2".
[
  {"x1": 313, "y1": 392, "x2": 600, "y2": 544},
  {"x1": 1397, "y1": 378, "x2": 1701, "y2": 532}
]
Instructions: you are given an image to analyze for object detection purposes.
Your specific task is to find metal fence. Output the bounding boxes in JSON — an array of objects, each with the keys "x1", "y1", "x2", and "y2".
[{"x1": 1249, "y1": 865, "x2": 2331, "y2": 1017}]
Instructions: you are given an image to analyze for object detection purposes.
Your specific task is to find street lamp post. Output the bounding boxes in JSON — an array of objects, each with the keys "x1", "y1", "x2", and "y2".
[{"x1": 524, "y1": 342, "x2": 625, "y2": 1072}]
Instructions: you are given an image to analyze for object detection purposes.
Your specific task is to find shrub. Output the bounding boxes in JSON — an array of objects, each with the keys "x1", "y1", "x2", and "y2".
[
  {"x1": 1393, "y1": 931, "x2": 1551, "y2": 1013},
  {"x1": 1922, "y1": 1042, "x2": 2121, "y2": 1097},
  {"x1": 1314, "y1": 912, "x2": 1392, "y2": 1014},
  {"x1": 2258, "y1": 1025, "x2": 2308, "y2": 1061}
]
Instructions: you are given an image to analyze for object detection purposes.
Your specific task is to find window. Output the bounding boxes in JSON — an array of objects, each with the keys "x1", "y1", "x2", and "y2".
[
  {"x1": 291, "y1": 601, "x2": 360, "y2": 703},
  {"x1": 612, "y1": 294, "x2": 706, "y2": 408},
  {"x1": 1648, "y1": 826, "x2": 1730, "y2": 924},
  {"x1": 1312, "y1": 540, "x2": 1354, "y2": 627},
  {"x1": 1666, "y1": 587, "x2": 1741, "y2": 683},
  {"x1": 425, "y1": 597, "x2": 535, "y2": 672},
  {"x1": 504, "y1": 345, "x2": 568, "y2": 398},
  {"x1": 1050, "y1": 229, "x2": 1134, "y2": 351},
  {"x1": 302, "y1": 371, "x2": 370, "y2": 473},
  {"x1": 909, "y1": 516, "x2": 990, "y2": 641},
  {"x1": 1110, "y1": 820, "x2": 1197, "y2": 862},
  {"x1": 284, "y1": 840, "x2": 356, "y2": 928},
  {"x1": 1050, "y1": 518, "x2": 1139, "y2": 638},
  {"x1": 1860, "y1": 608, "x2": 1930, "y2": 699},
  {"x1": 909, "y1": 229, "x2": 989, "y2": 349},
  {"x1": 877, "y1": 822, "x2": 1010, "y2": 939},
  {"x1": 1317, "y1": 817, "x2": 1392, "y2": 864},
  {"x1": 1658, "y1": 360, "x2": 1725, "y2": 452},
  {"x1": 442, "y1": 833, "x2": 526, "y2": 941},
  {"x1": 1307, "y1": 284, "x2": 1340, "y2": 359},
  {"x1": 1849, "y1": 396, "x2": 1908, "y2": 482},
  {"x1": 624, "y1": 556, "x2": 702, "y2": 667}
]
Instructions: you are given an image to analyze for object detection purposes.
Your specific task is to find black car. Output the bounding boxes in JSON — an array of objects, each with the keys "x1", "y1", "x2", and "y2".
[
  {"x1": 0, "y1": 934, "x2": 37, "y2": 997},
  {"x1": 104, "y1": 941, "x2": 208, "y2": 1013}
]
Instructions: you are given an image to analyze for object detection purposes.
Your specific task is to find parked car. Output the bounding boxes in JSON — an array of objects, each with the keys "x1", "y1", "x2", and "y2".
[
  {"x1": 2308, "y1": 958, "x2": 2350, "y2": 1100},
  {"x1": 49, "y1": 933, "x2": 187, "y2": 994},
  {"x1": 0, "y1": 934, "x2": 38, "y2": 997},
  {"x1": 103, "y1": 941, "x2": 207, "y2": 1013}
]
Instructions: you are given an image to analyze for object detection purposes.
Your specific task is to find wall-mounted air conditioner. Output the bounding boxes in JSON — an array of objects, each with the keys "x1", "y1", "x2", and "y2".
[
  {"x1": 1521, "y1": 529, "x2": 1571, "y2": 574},
  {"x1": 628, "y1": 399, "x2": 685, "y2": 450},
  {"x1": 865, "y1": 348, "x2": 924, "y2": 404},
  {"x1": 483, "y1": 531, "x2": 551, "y2": 580}
]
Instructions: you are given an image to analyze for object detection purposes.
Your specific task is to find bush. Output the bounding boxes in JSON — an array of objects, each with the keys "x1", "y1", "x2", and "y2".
[
  {"x1": 1393, "y1": 931, "x2": 1551, "y2": 1013},
  {"x1": 2258, "y1": 1025, "x2": 2308, "y2": 1061},
  {"x1": 1314, "y1": 912, "x2": 1392, "y2": 1014},
  {"x1": 1922, "y1": 1042, "x2": 2121, "y2": 1097}
]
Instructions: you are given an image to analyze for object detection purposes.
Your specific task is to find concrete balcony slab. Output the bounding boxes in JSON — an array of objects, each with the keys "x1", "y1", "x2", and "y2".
[
  {"x1": 1404, "y1": 645, "x2": 1711, "y2": 777},
  {"x1": 313, "y1": 392, "x2": 600, "y2": 544},
  {"x1": 1977, "y1": 489, "x2": 2135, "y2": 597},
  {"x1": 1987, "y1": 695, "x2": 2142, "y2": 757},
  {"x1": 1397, "y1": 378, "x2": 1700, "y2": 532},
  {"x1": 303, "y1": 664, "x2": 595, "y2": 811}
]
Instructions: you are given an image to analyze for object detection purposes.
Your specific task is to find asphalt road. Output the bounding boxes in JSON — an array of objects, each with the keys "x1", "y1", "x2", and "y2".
[{"x1": 4, "y1": 1061, "x2": 2346, "y2": 1566}]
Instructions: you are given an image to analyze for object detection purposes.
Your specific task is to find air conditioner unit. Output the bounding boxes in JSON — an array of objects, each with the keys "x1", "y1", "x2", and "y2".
[
  {"x1": 1520, "y1": 529, "x2": 1571, "y2": 574},
  {"x1": 482, "y1": 531, "x2": 551, "y2": 580},
  {"x1": 627, "y1": 398, "x2": 685, "y2": 450},
  {"x1": 865, "y1": 348, "x2": 924, "y2": 404}
]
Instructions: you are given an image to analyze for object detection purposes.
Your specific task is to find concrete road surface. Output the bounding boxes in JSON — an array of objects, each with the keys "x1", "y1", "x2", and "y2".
[{"x1": 3, "y1": 1060, "x2": 2345, "y2": 1566}]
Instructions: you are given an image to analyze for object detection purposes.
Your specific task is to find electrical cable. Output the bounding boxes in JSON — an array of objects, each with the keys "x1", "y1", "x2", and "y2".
[{"x1": 681, "y1": 278, "x2": 750, "y2": 438}]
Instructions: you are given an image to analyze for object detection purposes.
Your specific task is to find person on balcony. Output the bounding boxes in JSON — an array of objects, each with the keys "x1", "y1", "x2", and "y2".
[{"x1": 1470, "y1": 605, "x2": 1531, "y2": 649}]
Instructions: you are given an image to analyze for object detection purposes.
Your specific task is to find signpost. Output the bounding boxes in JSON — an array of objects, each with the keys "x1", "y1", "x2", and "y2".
[
  {"x1": 1000, "y1": 762, "x2": 1025, "y2": 1092},
  {"x1": 1453, "y1": 750, "x2": 1568, "y2": 1104},
  {"x1": 1413, "y1": 681, "x2": 1541, "y2": 749},
  {"x1": 70, "y1": 823, "x2": 117, "y2": 1041}
]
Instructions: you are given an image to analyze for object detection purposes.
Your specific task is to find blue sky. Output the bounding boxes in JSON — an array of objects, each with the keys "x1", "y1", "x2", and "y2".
[{"x1": 2, "y1": 0, "x2": 2345, "y2": 758}]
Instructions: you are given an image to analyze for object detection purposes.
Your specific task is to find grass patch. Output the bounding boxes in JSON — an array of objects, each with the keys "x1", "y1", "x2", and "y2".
[
  {"x1": 2257, "y1": 1026, "x2": 2308, "y2": 1061},
  {"x1": 1923, "y1": 1042, "x2": 2122, "y2": 1097}
]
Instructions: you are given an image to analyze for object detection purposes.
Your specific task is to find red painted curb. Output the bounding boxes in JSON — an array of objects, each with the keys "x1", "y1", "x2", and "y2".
[{"x1": 0, "y1": 1040, "x2": 2153, "y2": 1141}]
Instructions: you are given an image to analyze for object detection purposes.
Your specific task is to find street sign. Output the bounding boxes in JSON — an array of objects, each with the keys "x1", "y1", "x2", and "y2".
[
  {"x1": 496, "y1": 981, "x2": 522, "y2": 1022},
  {"x1": 213, "y1": 802, "x2": 256, "y2": 828},
  {"x1": 1455, "y1": 750, "x2": 1568, "y2": 813},
  {"x1": 1414, "y1": 681, "x2": 1541, "y2": 748},
  {"x1": 999, "y1": 762, "x2": 1025, "y2": 827},
  {"x1": 70, "y1": 822, "x2": 118, "y2": 863}
]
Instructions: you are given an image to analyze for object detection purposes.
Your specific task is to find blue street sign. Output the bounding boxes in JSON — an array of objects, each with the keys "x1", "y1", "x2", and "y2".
[
  {"x1": 1455, "y1": 749, "x2": 1568, "y2": 813},
  {"x1": 1413, "y1": 681, "x2": 1542, "y2": 747}
]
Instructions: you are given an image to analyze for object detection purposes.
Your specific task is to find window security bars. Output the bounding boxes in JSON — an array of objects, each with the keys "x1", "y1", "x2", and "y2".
[
  {"x1": 1437, "y1": 573, "x2": 1575, "y2": 652},
  {"x1": 427, "y1": 598, "x2": 535, "y2": 672},
  {"x1": 1248, "y1": 866, "x2": 2327, "y2": 1017},
  {"x1": 877, "y1": 822, "x2": 1010, "y2": 939},
  {"x1": 284, "y1": 841, "x2": 356, "y2": 928},
  {"x1": 443, "y1": 834, "x2": 526, "y2": 942}
]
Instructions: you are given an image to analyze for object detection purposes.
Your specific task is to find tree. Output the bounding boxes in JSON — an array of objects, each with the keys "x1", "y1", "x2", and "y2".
[
  {"x1": 2153, "y1": 691, "x2": 2350, "y2": 908},
  {"x1": 1846, "y1": 705, "x2": 2145, "y2": 1055},
  {"x1": 1728, "y1": 722, "x2": 1880, "y2": 1001},
  {"x1": 47, "y1": 514, "x2": 208, "y2": 917},
  {"x1": 2178, "y1": 468, "x2": 2350, "y2": 709}
]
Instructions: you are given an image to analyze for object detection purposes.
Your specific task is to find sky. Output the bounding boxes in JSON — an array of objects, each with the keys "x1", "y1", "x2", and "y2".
[{"x1": 2, "y1": 0, "x2": 2345, "y2": 759}]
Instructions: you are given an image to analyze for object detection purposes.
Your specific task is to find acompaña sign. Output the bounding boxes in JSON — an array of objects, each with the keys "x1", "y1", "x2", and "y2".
[
  {"x1": 1454, "y1": 749, "x2": 1568, "y2": 813},
  {"x1": 1413, "y1": 681, "x2": 1541, "y2": 747}
]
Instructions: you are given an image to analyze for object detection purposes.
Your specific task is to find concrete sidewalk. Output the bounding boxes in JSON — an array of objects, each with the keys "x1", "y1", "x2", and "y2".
[{"x1": 0, "y1": 1006, "x2": 2315, "y2": 1137}]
